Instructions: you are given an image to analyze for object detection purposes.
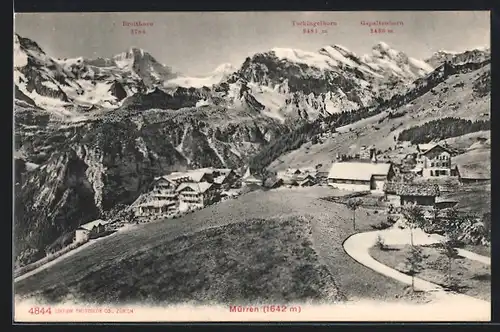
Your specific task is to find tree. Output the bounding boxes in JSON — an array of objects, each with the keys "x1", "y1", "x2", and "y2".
[
  {"x1": 401, "y1": 204, "x2": 428, "y2": 291},
  {"x1": 439, "y1": 239, "x2": 460, "y2": 290},
  {"x1": 482, "y1": 212, "x2": 491, "y2": 242},
  {"x1": 404, "y1": 245, "x2": 425, "y2": 292},
  {"x1": 442, "y1": 207, "x2": 464, "y2": 247},
  {"x1": 346, "y1": 198, "x2": 362, "y2": 231},
  {"x1": 401, "y1": 203, "x2": 427, "y2": 247}
]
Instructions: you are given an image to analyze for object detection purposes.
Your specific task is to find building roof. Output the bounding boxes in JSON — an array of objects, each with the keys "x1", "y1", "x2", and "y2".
[
  {"x1": 328, "y1": 161, "x2": 392, "y2": 181},
  {"x1": 242, "y1": 167, "x2": 262, "y2": 182},
  {"x1": 213, "y1": 174, "x2": 228, "y2": 184},
  {"x1": 299, "y1": 178, "x2": 315, "y2": 185},
  {"x1": 176, "y1": 182, "x2": 213, "y2": 193},
  {"x1": 264, "y1": 177, "x2": 283, "y2": 188},
  {"x1": 78, "y1": 219, "x2": 109, "y2": 231},
  {"x1": 217, "y1": 168, "x2": 233, "y2": 175},
  {"x1": 152, "y1": 176, "x2": 177, "y2": 185},
  {"x1": 187, "y1": 170, "x2": 209, "y2": 182},
  {"x1": 458, "y1": 167, "x2": 490, "y2": 179},
  {"x1": 243, "y1": 167, "x2": 252, "y2": 178},
  {"x1": 384, "y1": 182, "x2": 440, "y2": 197},
  {"x1": 418, "y1": 143, "x2": 451, "y2": 155},
  {"x1": 279, "y1": 167, "x2": 317, "y2": 176},
  {"x1": 417, "y1": 143, "x2": 436, "y2": 153},
  {"x1": 243, "y1": 175, "x2": 262, "y2": 183},
  {"x1": 165, "y1": 172, "x2": 190, "y2": 181},
  {"x1": 164, "y1": 169, "x2": 211, "y2": 183},
  {"x1": 435, "y1": 197, "x2": 458, "y2": 204}
]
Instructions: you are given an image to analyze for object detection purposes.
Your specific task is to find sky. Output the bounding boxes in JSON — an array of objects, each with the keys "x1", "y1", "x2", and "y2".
[{"x1": 14, "y1": 11, "x2": 490, "y2": 76}]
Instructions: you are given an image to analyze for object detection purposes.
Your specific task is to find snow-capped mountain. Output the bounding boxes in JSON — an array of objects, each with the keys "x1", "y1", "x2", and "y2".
[
  {"x1": 14, "y1": 33, "x2": 486, "y2": 125},
  {"x1": 165, "y1": 63, "x2": 237, "y2": 88},
  {"x1": 191, "y1": 42, "x2": 435, "y2": 122},
  {"x1": 425, "y1": 47, "x2": 491, "y2": 68},
  {"x1": 14, "y1": 34, "x2": 179, "y2": 113}
]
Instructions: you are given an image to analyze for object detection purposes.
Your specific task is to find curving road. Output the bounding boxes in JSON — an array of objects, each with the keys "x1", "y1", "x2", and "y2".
[{"x1": 342, "y1": 226, "x2": 491, "y2": 311}]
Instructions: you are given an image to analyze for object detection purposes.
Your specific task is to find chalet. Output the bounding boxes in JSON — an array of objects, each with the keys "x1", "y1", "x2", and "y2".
[
  {"x1": 359, "y1": 145, "x2": 376, "y2": 160},
  {"x1": 176, "y1": 182, "x2": 219, "y2": 210},
  {"x1": 150, "y1": 176, "x2": 178, "y2": 202},
  {"x1": 384, "y1": 182, "x2": 440, "y2": 208},
  {"x1": 299, "y1": 177, "x2": 316, "y2": 187},
  {"x1": 74, "y1": 219, "x2": 110, "y2": 243},
  {"x1": 241, "y1": 168, "x2": 263, "y2": 186},
  {"x1": 328, "y1": 160, "x2": 395, "y2": 192},
  {"x1": 220, "y1": 190, "x2": 240, "y2": 201},
  {"x1": 435, "y1": 197, "x2": 458, "y2": 210},
  {"x1": 415, "y1": 144, "x2": 458, "y2": 178},
  {"x1": 277, "y1": 168, "x2": 302, "y2": 178},
  {"x1": 316, "y1": 171, "x2": 329, "y2": 184},
  {"x1": 217, "y1": 168, "x2": 237, "y2": 185},
  {"x1": 167, "y1": 169, "x2": 214, "y2": 184},
  {"x1": 213, "y1": 174, "x2": 229, "y2": 188},
  {"x1": 212, "y1": 170, "x2": 238, "y2": 189},
  {"x1": 457, "y1": 166, "x2": 490, "y2": 184},
  {"x1": 135, "y1": 200, "x2": 178, "y2": 217},
  {"x1": 277, "y1": 167, "x2": 318, "y2": 186},
  {"x1": 263, "y1": 177, "x2": 284, "y2": 189}
]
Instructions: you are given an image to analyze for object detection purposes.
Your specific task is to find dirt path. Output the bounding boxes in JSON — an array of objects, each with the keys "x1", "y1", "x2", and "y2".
[{"x1": 342, "y1": 226, "x2": 490, "y2": 319}]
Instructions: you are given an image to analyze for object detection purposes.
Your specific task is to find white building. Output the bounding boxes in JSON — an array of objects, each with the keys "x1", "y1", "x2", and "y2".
[
  {"x1": 415, "y1": 143, "x2": 458, "y2": 178},
  {"x1": 176, "y1": 182, "x2": 218, "y2": 211},
  {"x1": 74, "y1": 219, "x2": 110, "y2": 243},
  {"x1": 328, "y1": 160, "x2": 395, "y2": 192},
  {"x1": 135, "y1": 200, "x2": 178, "y2": 217},
  {"x1": 150, "y1": 176, "x2": 178, "y2": 201},
  {"x1": 241, "y1": 167, "x2": 263, "y2": 186}
]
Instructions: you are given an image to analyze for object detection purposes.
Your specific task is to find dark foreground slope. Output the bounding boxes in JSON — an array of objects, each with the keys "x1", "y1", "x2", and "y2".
[{"x1": 15, "y1": 187, "x2": 403, "y2": 305}]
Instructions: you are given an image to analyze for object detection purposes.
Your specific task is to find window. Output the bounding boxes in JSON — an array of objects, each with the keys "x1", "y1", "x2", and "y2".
[
  {"x1": 431, "y1": 162, "x2": 434, "y2": 167},
  {"x1": 430, "y1": 170, "x2": 434, "y2": 176}
]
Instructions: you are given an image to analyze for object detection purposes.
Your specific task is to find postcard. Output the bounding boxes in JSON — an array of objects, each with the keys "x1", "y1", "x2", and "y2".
[{"x1": 13, "y1": 11, "x2": 491, "y2": 322}]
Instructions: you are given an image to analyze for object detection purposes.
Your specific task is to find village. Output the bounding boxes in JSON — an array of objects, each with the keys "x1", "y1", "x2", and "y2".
[
  {"x1": 16, "y1": 140, "x2": 489, "y2": 281},
  {"x1": 70, "y1": 140, "x2": 489, "y2": 247},
  {"x1": 14, "y1": 139, "x2": 491, "y2": 315}
]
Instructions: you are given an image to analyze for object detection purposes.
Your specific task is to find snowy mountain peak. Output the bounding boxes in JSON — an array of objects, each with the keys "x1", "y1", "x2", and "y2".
[
  {"x1": 164, "y1": 62, "x2": 236, "y2": 89},
  {"x1": 330, "y1": 44, "x2": 357, "y2": 57},
  {"x1": 371, "y1": 41, "x2": 404, "y2": 60},
  {"x1": 374, "y1": 41, "x2": 390, "y2": 51},
  {"x1": 14, "y1": 34, "x2": 45, "y2": 55},
  {"x1": 425, "y1": 47, "x2": 491, "y2": 68},
  {"x1": 214, "y1": 63, "x2": 237, "y2": 75}
]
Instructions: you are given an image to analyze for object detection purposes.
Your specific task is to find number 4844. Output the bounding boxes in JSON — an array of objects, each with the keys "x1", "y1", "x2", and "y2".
[{"x1": 29, "y1": 307, "x2": 52, "y2": 314}]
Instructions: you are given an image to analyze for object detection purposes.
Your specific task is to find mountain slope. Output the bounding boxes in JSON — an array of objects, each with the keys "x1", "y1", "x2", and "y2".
[
  {"x1": 14, "y1": 102, "x2": 289, "y2": 266},
  {"x1": 257, "y1": 58, "x2": 490, "y2": 173},
  {"x1": 425, "y1": 48, "x2": 490, "y2": 68}
]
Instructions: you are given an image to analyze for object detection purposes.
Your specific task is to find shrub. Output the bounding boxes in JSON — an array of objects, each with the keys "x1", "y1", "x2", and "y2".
[{"x1": 375, "y1": 234, "x2": 386, "y2": 250}]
